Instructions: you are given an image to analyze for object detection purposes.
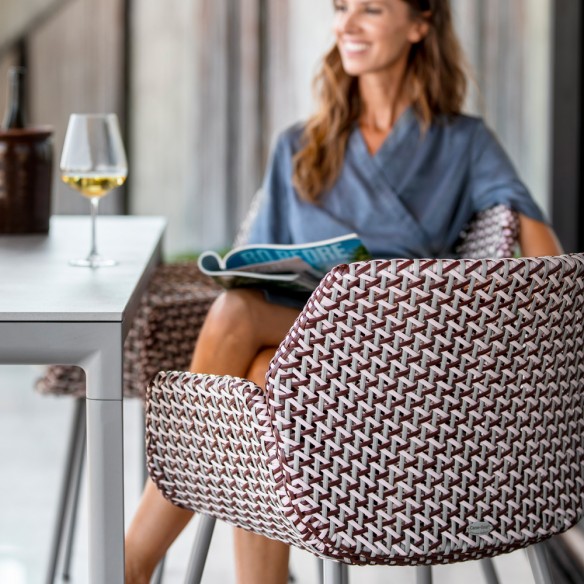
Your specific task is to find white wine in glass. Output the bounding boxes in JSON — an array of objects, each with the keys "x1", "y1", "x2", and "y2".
[{"x1": 61, "y1": 114, "x2": 127, "y2": 267}]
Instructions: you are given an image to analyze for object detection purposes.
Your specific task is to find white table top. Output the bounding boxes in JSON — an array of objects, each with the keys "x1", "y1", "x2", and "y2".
[{"x1": 0, "y1": 216, "x2": 166, "y2": 322}]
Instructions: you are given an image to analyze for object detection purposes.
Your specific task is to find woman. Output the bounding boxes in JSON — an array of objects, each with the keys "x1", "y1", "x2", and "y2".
[{"x1": 126, "y1": 1, "x2": 562, "y2": 582}]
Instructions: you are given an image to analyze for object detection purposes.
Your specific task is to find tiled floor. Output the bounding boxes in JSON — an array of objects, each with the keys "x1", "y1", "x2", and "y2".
[{"x1": 0, "y1": 365, "x2": 536, "y2": 584}]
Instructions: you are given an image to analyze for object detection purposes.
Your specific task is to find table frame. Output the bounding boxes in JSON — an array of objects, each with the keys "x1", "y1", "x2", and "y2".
[{"x1": 0, "y1": 217, "x2": 165, "y2": 583}]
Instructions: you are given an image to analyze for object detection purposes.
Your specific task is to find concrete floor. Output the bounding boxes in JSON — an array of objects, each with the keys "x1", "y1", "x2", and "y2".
[{"x1": 0, "y1": 365, "x2": 536, "y2": 584}]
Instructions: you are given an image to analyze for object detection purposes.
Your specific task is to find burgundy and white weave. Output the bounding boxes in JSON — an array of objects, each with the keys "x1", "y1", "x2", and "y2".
[
  {"x1": 146, "y1": 254, "x2": 584, "y2": 566},
  {"x1": 454, "y1": 204, "x2": 519, "y2": 259},
  {"x1": 35, "y1": 262, "x2": 221, "y2": 398}
]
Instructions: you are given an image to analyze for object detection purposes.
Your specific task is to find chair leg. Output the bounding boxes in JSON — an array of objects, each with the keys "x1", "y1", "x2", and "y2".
[
  {"x1": 322, "y1": 560, "x2": 344, "y2": 584},
  {"x1": 151, "y1": 558, "x2": 166, "y2": 584},
  {"x1": 184, "y1": 515, "x2": 216, "y2": 584},
  {"x1": 61, "y1": 402, "x2": 87, "y2": 580},
  {"x1": 479, "y1": 558, "x2": 500, "y2": 584},
  {"x1": 45, "y1": 399, "x2": 86, "y2": 584},
  {"x1": 416, "y1": 565, "x2": 433, "y2": 584},
  {"x1": 140, "y1": 404, "x2": 167, "y2": 584},
  {"x1": 341, "y1": 563, "x2": 349, "y2": 584},
  {"x1": 526, "y1": 543, "x2": 554, "y2": 584}
]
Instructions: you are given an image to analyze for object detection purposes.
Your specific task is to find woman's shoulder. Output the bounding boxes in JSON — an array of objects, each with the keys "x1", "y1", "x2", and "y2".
[
  {"x1": 271, "y1": 121, "x2": 307, "y2": 155},
  {"x1": 431, "y1": 113, "x2": 498, "y2": 156},
  {"x1": 433, "y1": 112, "x2": 489, "y2": 136}
]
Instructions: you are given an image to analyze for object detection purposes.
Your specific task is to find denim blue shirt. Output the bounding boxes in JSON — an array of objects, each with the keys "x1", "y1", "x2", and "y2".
[{"x1": 246, "y1": 109, "x2": 545, "y2": 258}]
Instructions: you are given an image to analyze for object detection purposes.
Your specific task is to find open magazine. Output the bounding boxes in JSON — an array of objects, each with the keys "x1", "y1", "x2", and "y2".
[{"x1": 198, "y1": 233, "x2": 371, "y2": 294}]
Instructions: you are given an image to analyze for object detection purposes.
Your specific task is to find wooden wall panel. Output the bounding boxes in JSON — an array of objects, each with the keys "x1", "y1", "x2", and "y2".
[
  {"x1": 27, "y1": 0, "x2": 125, "y2": 215},
  {"x1": 451, "y1": 0, "x2": 551, "y2": 212},
  {"x1": 0, "y1": 0, "x2": 71, "y2": 54},
  {"x1": 194, "y1": 0, "x2": 230, "y2": 248},
  {"x1": 236, "y1": 0, "x2": 263, "y2": 222},
  {"x1": 129, "y1": 1, "x2": 200, "y2": 254}
]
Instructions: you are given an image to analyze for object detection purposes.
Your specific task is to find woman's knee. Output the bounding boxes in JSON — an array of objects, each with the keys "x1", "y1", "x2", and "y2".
[
  {"x1": 203, "y1": 289, "x2": 263, "y2": 342},
  {"x1": 246, "y1": 347, "x2": 277, "y2": 389}
]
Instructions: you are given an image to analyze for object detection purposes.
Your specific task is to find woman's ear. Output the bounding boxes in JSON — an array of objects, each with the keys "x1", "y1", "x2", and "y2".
[{"x1": 408, "y1": 12, "x2": 431, "y2": 43}]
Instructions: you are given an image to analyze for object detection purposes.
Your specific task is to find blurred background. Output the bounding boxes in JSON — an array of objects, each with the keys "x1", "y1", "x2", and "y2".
[{"x1": 0, "y1": 0, "x2": 581, "y2": 258}]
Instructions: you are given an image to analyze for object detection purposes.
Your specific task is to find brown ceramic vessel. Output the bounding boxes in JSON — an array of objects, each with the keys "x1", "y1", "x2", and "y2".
[{"x1": 0, "y1": 126, "x2": 53, "y2": 234}]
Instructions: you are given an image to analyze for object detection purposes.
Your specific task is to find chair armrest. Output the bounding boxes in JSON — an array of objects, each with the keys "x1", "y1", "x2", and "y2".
[{"x1": 145, "y1": 370, "x2": 305, "y2": 544}]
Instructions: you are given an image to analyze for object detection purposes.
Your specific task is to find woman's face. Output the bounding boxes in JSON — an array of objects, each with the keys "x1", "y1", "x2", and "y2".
[{"x1": 333, "y1": 0, "x2": 427, "y2": 78}]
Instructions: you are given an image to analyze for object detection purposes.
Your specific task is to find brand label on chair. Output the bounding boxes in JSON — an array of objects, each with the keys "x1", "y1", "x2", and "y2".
[{"x1": 467, "y1": 522, "x2": 493, "y2": 536}]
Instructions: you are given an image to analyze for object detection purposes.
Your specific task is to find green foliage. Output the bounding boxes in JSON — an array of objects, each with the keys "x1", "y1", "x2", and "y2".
[{"x1": 350, "y1": 245, "x2": 372, "y2": 263}]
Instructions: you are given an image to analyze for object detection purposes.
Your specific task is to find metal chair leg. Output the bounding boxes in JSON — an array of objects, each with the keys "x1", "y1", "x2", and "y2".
[
  {"x1": 61, "y1": 403, "x2": 87, "y2": 580},
  {"x1": 479, "y1": 557, "x2": 501, "y2": 584},
  {"x1": 138, "y1": 404, "x2": 168, "y2": 584},
  {"x1": 151, "y1": 558, "x2": 166, "y2": 584},
  {"x1": 341, "y1": 563, "x2": 349, "y2": 584},
  {"x1": 323, "y1": 560, "x2": 344, "y2": 584},
  {"x1": 184, "y1": 515, "x2": 216, "y2": 584},
  {"x1": 416, "y1": 565, "x2": 433, "y2": 584},
  {"x1": 45, "y1": 398, "x2": 86, "y2": 584},
  {"x1": 527, "y1": 543, "x2": 554, "y2": 584}
]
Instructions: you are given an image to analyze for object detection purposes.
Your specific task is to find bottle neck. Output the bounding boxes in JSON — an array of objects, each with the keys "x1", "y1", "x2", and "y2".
[{"x1": 2, "y1": 68, "x2": 27, "y2": 130}]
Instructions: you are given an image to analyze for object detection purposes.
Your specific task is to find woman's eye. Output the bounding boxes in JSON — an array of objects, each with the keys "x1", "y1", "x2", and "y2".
[
  {"x1": 334, "y1": 3, "x2": 348, "y2": 12},
  {"x1": 364, "y1": 6, "x2": 383, "y2": 14}
]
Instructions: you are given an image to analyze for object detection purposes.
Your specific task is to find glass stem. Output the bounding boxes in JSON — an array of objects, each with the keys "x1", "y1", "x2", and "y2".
[{"x1": 90, "y1": 197, "x2": 99, "y2": 258}]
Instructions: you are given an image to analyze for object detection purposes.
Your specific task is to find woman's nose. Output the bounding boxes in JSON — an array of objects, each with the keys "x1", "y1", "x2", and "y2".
[{"x1": 338, "y1": 10, "x2": 360, "y2": 34}]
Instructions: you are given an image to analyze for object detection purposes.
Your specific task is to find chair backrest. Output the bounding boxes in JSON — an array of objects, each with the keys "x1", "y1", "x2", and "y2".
[
  {"x1": 266, "y1": 254, "x2": 584, "y2": 565},
  {"x1": 454, "y1": 204, "x2": 519, "y2": 258}
]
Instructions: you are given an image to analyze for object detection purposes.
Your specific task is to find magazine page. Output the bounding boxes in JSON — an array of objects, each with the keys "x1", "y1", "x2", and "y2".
[
  {"x1": 197, "y1": 232, "x2": 371, "y2": 295},
  {"x1": 220, "y1": 233, "x2": 370, "y2": 273}
]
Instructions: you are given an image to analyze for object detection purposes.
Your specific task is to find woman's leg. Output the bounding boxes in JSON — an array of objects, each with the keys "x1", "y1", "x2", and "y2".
[
  {"x1": 233, "y1": 348, "x2": 291, "y2": 584},
  {"x1": 125, "y1": 289, "x2": 300, "y2": 584}
]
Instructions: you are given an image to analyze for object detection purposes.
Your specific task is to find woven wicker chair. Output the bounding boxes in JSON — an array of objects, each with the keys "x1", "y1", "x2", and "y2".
[
  {"x1": 37, "y1": 203, "x2": 518, "y2": 583},
  {"x1": 146, "y1": 252, "x2": 584, "y2": 584},
  {"x1": 36, "y1": 262, "x2": 221, "y2": 583}
]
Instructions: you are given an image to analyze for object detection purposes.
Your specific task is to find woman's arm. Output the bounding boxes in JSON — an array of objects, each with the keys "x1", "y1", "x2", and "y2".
[{"x1": 518, "y1": 214, "x2": 563, "y2": 257}]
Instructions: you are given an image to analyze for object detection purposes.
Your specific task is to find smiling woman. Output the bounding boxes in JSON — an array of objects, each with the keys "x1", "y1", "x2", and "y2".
[
  {"x1": 294, "y1": 0, "x2": 467, "y2": 201},
  {"x1": 124, "y1": 1, "x2": 561, "y2": 583}
]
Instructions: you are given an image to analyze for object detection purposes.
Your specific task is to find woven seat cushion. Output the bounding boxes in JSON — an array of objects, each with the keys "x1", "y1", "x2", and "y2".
[
  {"x1": 147, "y1": 254, "x2": 584, "y2": 566},
  {"x1": 35, "y1": 262, "x2": 221, "y2": 398}
]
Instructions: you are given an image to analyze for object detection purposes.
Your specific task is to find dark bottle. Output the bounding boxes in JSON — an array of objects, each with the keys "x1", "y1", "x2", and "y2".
[{"x1": 1, "y1": 67, "x2": 27, "y2": 129}]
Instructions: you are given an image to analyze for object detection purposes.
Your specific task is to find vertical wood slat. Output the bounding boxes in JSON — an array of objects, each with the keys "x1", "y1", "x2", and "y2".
[
  {"x1": 450, "y1": 0, "x2": 550, "y2": 213},
  {"x1": 194, "y1": 0, "x2": 230, "y2": 248},
  {"x1": 237, "y1": 0, "x2": 263, "y2": 224},
  {"x1": 265, "y1": 0, "x2": 291, "y2": 143},
  {"x1": 27, "y1": 0, "x2": 126, "y2": 215}
]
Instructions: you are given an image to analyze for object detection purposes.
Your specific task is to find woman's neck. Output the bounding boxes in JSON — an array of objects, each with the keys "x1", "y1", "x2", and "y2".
[{"x1": 358, "y1": 62, "x2": 410, "y2": 132}]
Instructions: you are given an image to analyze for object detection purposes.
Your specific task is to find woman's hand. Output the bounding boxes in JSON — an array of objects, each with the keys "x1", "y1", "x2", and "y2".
[{"x1": 518, "y1": 213, "x2": 564, "y2": 257}]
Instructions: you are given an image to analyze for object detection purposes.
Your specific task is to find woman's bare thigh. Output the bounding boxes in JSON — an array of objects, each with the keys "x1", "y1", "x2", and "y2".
[{"x1": 190, "y1": 289, "x2": 301, "y2": 377}]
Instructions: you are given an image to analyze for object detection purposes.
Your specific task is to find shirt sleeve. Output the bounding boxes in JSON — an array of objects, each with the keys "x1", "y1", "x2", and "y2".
[
  {"x1": 469, "y1": 121, "x2": 547, "y2": 223},
  {"x1": 243, "y1": 132, "x2": 293, "y2": 245}
]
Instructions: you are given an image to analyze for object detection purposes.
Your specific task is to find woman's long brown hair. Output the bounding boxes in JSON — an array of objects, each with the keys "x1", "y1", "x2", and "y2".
[{"x1": 293, "y1": 0, "x2": 467, "y2": 202}]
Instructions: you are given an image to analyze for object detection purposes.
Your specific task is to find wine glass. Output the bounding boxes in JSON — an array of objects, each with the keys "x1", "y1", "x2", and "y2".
[{"x1": 60, "y1": 113, "x2": 127, "y2": 267}]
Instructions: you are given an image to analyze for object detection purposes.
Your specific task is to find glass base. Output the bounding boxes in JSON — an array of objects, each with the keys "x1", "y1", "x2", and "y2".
[{"x1": 69, "y1": 254, "x2": 117, "y2": 268}]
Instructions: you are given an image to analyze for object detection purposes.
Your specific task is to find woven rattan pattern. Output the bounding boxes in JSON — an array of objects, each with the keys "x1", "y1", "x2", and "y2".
[
  {"x1": 35, "y1": 262, "x2": 221, "y2": 398},
  {"x1": 146, "y1": 254, "x2": 584, "y2": 565},
  {"x1": 454, "y1": 205, "x2": 519, "y2": 259},
  {"x1": 146, "y1": 372, "x2": 310, "y2": 550},
  {"x1": 266, "y1": 255, "x2": 584, "y2": 564}
]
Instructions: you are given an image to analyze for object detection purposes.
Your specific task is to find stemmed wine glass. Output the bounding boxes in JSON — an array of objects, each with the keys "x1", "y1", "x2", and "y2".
[{"x1": 60, "y1": 113, "x2": 128, "y2": 267}]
